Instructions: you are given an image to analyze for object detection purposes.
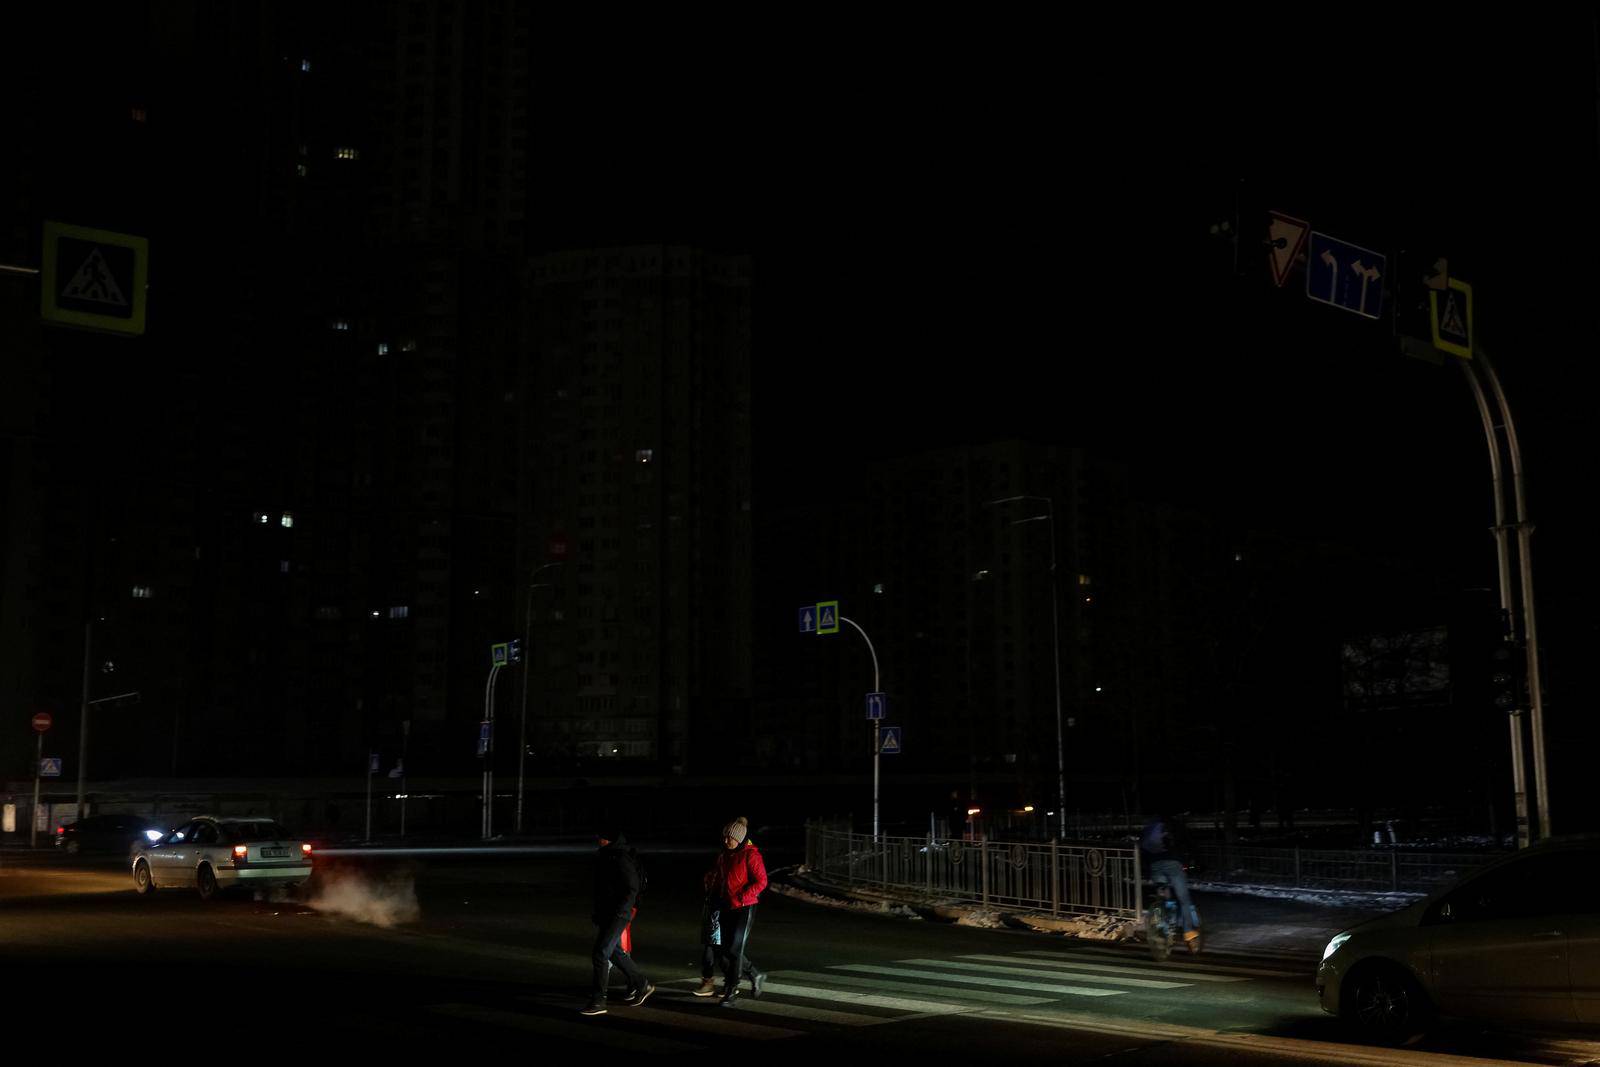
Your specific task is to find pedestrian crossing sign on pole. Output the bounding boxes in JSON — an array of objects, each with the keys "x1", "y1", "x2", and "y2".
[
  {"x1": 1429, "y1": 278, "x2": 1473, "y2": 359},
  {"x1": 879, "y1": 727, "x2": 902, "y2": 754},
  {"x1": 40, "y1": 221, "x2": 149, "y2": 336},
  {"x1": 816, "y1": 600, "x2": 839, "y2": 635},
  {"x1": 40, "y1": 758, "x2": 62, "y2": 777}
]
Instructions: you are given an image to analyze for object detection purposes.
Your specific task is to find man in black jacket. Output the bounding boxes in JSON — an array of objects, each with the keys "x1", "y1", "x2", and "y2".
[{"x1": 582, "y1": 827, "x2": 654, "y2": 1015}]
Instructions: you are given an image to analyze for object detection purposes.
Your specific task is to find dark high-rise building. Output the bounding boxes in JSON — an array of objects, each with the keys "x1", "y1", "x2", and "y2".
[
  {"x1": 3, "y1": 7, "x2": 753, "y2": 790},
  {"x1": 522, "y1": 247, "x2": 753, "y2": 773}
]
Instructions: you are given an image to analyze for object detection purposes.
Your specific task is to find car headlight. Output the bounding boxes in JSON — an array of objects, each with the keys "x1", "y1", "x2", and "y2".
[
  {"x1": 1322, "y1": 932, "x2": 1352, "y2": 962},
  {"x1": 144, "y1": 829, "x2": 164, "y2": 842}
]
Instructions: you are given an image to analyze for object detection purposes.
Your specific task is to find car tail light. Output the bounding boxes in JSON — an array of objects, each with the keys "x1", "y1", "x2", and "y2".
[
  {"x1": 55, "y1": 826, "x2": 63, "y2": 835},
  {"x1": 233, "y1": 844, "x2": 249, "y2": 865},
  {"x1": 301, "y1": 843, "x2": 313, "y2": 857}
]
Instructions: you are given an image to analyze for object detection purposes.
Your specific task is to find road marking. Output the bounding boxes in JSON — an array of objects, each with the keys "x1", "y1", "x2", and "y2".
[
  {"x1": 1016, "y1": 948, "x2": 1305, "y2": 978},
  {"x1": 427, "y1": 1003, "x2": 702, "y2": 1051},
  {"x1": 960, "y1": 953, "x2": 1251, "y2": 983},
  {"x1": 906, "y1": 958, "x2": 1189, "y2": 989},
  {"x1": 832, "y1": 964, "x2": 1126, "y2": 997},
  {"x1": 772, "y1": 970, "x2": 1053, "y2": 1006},
  {"x1": 758, "y1": 980, "x2": 983, "y2": 1015}
]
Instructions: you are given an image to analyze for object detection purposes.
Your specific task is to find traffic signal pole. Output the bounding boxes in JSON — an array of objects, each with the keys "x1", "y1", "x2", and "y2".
[
  {"x1": 1460, "y1": 347, "x2": 1549, "y2": 843},
  {"x1": 1460, "y1": 359, "x2": 1529, "y2": 848}
]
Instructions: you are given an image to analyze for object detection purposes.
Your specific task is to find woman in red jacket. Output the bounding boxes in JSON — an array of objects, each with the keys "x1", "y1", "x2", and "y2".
[{"x1": 710, "y1": 816, "x2": 767, "y2": 1007}]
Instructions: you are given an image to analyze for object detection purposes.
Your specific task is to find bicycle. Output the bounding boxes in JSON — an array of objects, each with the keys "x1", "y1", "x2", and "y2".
[{"x1": 1144, "y1": 874, "x2": 1202, "y2": 961}]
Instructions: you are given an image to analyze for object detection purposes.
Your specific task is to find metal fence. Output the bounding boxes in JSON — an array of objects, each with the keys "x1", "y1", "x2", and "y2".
[
  {"x1": 1191, "y1": 843, "x2": 1500, "y2": 893},
  {"x1": 804, "y1": 824, "x2": 1141, "y2": 919}
]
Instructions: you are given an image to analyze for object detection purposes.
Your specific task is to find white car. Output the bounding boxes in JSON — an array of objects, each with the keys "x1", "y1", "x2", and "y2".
[
  {"x1": 1317, "y1": 838, "x2": 1600, "y2": 1041},
  {"x1": 131, "y1": 815, "x2": 314, "y2": 900}
]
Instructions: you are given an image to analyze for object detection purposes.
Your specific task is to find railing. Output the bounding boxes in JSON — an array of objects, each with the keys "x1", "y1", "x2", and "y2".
[
  {"x1": 1191, "y1": 843, "x2": 1500, "y2": 893},
  {"x1": 804, "y1": 824, "x2": 1141, "y2": 919}
]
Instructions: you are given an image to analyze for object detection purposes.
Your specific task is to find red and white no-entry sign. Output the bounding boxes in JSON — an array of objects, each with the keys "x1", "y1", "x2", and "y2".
[{"x1": 31, "y1": 712, "x2": 52, "y2": 732}]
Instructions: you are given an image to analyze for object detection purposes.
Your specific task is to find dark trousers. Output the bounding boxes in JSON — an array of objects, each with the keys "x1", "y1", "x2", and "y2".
[
  {"x1": 591, "y1": 912, "x2": 646, "y2": 1000},
  {"x1": 717, "y1": 904, "x2": 759, "y2": 989}
]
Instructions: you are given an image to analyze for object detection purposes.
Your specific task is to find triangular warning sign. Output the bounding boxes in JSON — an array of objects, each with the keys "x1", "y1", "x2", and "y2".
[
  {"x1": 1438, "y1": 293, "x2": 1466, "y2": 339},
  {"x1": 1266, "y1": 211, "x2": 1309, "y2": 288},
  {"x1": 881, "y1": 732, "x2": 899, "y2": 753},
  {"x1": 61, "y1": 248, "x2": 128, "y2": 307}
]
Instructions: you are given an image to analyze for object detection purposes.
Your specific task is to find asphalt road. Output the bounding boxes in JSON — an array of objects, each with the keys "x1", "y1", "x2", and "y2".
[{"x1": 3, "y1": 846, "x2": 1597, "y2": 1064}]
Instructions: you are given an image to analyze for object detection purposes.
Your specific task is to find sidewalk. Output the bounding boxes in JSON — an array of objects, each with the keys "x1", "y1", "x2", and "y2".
[{"x1": 768, "y1": 866, "x2": 1413, "y2": 968}]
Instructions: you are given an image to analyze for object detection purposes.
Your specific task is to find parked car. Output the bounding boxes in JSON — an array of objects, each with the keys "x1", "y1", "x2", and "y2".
[
  {"x1": 1318, "y1": 837, "x2": 1600, "y2": 1041},
  {"x1": 56, "y1": 813, "x2": 168, "y2": 856},
  {"x1": 131, "y1": 815, "x2": 313, "y2": 900}
]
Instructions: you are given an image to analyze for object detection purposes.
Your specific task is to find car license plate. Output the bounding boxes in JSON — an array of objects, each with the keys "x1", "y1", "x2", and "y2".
[{"x1": 262, "y1": 847, "x2": 288, "y2": 858}]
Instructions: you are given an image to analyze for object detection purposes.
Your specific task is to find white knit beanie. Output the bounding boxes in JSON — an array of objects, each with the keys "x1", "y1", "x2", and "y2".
[{"x1": 723, "y1": 816, "x2": 748, "y2": 845}]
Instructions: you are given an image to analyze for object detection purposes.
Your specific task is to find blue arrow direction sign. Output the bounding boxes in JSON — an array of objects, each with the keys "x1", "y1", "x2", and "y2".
[
  {"x1": 1307, "y1": 232, "x2": 1386, "y2": 319},
  {"x1": 40, "y1": 758, "x2": 63, "y2": 778},
  {"x1": 866, "y1": 692, "x2": 886, "y2": 720},
  {"x1": 816, "y1": 600, "x2": 840, "y2": 635},
  {"x1": 798, "y1": 606, "x2": 817, "y2": 633},
  {"x1": 879, "y1": 727, "x2": 902, "y2": 755},
  {"x1": 477, "y1": 720, "x2": 492, "y2": 756}
]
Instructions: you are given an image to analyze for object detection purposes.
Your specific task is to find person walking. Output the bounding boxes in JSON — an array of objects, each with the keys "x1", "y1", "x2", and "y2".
[
  {"x1": 710, "y1": 816, "x2": 767, "y2": 1007},
  {"x1": 693, "y1": 842, "x2": 724, "y2": 997},
  {"x1": 581, "y1": 826, "x2": 654, "y2": 1016}
]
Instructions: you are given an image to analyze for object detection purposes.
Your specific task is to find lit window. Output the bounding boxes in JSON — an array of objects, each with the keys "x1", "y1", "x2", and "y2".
[
  {"x1": 400, "y1": 340, "x2": 417, "y2": 352},
  {"x1": 131, "y1": 585, "x2": 154, "y2": 599},
  {"x1": 377, "y1": 343, "x2": 389, "y2": 355},
  {"x1": 1077, "y1": 574, "x2": 1093, "y2": 586},
  {"x1": 873, "y1": 583, "x2": 885, "y2": 595},
  {"x1": 389, "y1": 605, "x2": 410, "y2": 619},
  {"x1": 296, "y1": 163, "x2": 308, "y2": 177},
  {"x1": 130, "y1": 107, "x2": 147, "y2": 123},
  {"x1": 336, "y1": 147, "x2": 360, "y2": 160},
  {"x1": 280, "y1": 560, "x2": 290, "y2": 574},
  {"x1": 635, "y1": 449, "x2": 653, "y2": 464},
  {"x1": 300, "y1": 58, "x2": 311, "y2": 73},
  {"x1": 331, "y1": 320, "x2": 350, "y2": 331},
  {"x1": 281, "y1": 513, "x2": 295, "y2": 528}
]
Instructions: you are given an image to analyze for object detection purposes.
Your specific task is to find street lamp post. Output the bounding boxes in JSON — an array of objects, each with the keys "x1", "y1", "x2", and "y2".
[
  {"x1": 986, "y1": 495, "x2": 1067, "y2": 842},
  {"x1": 515, "y1": 561, "x2": 566, "y2": 835}
]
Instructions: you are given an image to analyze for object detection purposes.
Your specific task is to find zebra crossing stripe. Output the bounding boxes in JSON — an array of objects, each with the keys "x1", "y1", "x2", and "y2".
[
  {"x1": 759, "y1": 980, "x2": 980, "y2": 1014},
  {"x1": 427, "y1": 1003, "x2": 703, "y2": 1051},
  {"x1": 776, "y1": 969, "x2": 1054, "y2": 1006},
  {"x1": 1015, "y1": 948, "x2": 1303, "y2": 978},
  {"x1": 963, "y1": 953, "x2": 1249, "y2": 983},
  {"x1": 832, "y1": 964, "x2": 1127, "y2": 997},
  {"x1": 904, "y1": 958, "x2": 1188, "y2": 989}
]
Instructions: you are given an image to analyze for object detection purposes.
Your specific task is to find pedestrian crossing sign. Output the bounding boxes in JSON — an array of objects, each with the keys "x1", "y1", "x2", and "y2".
[
  {"x1": 1429, "y1": 278, "x2": 1473, "y2": 359},
  {"x1": 816, "y1": 600, "x2": 840, "y2": 635},
  {"x1": 879, "y1": 727, "x2": 902, "y2": 754},
  {"x1": 41, "y1": 220, "x2": 149, "y2": 336}
]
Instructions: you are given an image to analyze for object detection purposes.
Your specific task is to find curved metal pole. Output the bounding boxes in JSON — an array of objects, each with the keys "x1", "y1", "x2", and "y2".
[
  {"x1": 1477, "y1": 348, "x2": 1551, "y2": 837},
  {"x1": 1459, "y1": 359, "x2": 1529, "y2": 848},
  {"x1": 840, "y1": 616, "x2": 881, "y2": 839}
]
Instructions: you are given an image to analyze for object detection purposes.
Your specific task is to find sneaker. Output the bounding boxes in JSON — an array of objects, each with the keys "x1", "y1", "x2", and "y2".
[
  {"x1": 579, "y1": 1001, "x2": 607, "y2": 1016},
  {"x1": 749, "y1": 970, "x2": 765, "y2": 999},
  {"x1": 692, "y1": 977, "x2": 718, "y2": 997},
  {"x1": 1183, "y1": 929, "x2": 1199, "y2": 942},
  {"x1": 622, "y1": 982, "x2": 655, "y2": 1007},
  {"x1": 719, "y1": 987, "x2": 738, "y2": 1008}
]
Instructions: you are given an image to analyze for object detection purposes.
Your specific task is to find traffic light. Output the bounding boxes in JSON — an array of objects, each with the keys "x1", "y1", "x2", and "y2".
[
  {"x1": 1489, "y1": 641, "x2": 1524, "y2": 712},
  {"x1": 509, "y1": 638, "x2": 522, "y2": 665}
]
